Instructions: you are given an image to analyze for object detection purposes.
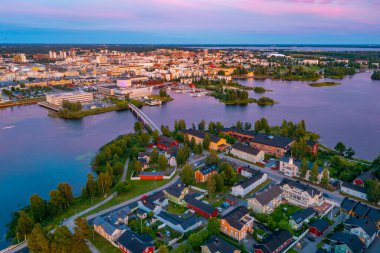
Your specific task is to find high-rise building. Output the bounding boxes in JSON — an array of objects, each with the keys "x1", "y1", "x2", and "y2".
[{"x1": 49, "y1": 51, "x2": 57, "y2": 59}]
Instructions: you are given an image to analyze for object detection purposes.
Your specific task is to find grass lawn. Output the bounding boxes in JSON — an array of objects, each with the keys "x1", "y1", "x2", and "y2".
[
  {"x1": 167, "y1": 202, "x2": 186, "y2": 214},
  {"x1": 88, "y1": 228, "x2": 120, "y2": 253},
  {"x1": 243, "y1": 179, "x2": 271, "y2": 199},
  {"x1": 271, "y1": 204, "x2": 302, "y2": 222}
]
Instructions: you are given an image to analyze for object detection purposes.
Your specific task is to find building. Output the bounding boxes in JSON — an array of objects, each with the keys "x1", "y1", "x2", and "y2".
[
  {"x1": 253, "y1": 230, "x2": 293, "y2": 253},
  {"x1": 289, "y1": 207, "x2": 316, "y2": 230},
  {"x1": 220, "y1": 128, "x2": 255, "y2": 142},
  {"x1": 185, "y1": 129, "x2": 227, "y2": 151},
  {"x1": 156, "y1": 211, "x2": 202, "y2": 233},
  {"x1": 195, "y1": 164, "x2": 218, "y2": 182},
  {"x1": 97, "y1": 85, "x2": 118, "y2": 96},
  {"x1": 249, "y1": 133, "x2": 294, "y2": 158},
  {"x1": 156, "y1": 136, "x2": 179, "y2": 150},
  {"x1": 220, "y1": 206, "x2": 254, "y2": 241},
  {"x1": 309, "y1": 219, "x2": 330, "y2": 237},
  {"x1": 279, "y1": 157, "x2": 329, "y2": 183},
  {"x1": 93, "y1": 216, "x2": 126, "y2": 244},
  {"x1": 280, "y1": 179, "x2": 324, "y2": 208},
  {"x1": 231, "y1": 170, "x2": 267, "y2": 197},
  {"x1": 46, "y1": 91, "x2": 93, "y2": 108},
  {"x1": 13, "y1": 54, "x2": 27, "y2": 63},
  {"x1": 344, "y1": 217, "x2": 378, "y2": 248},
  {"x1": 186, "y1": 197, "x2": 218, "y2": 218},
  {"x1": 340, "y1": 198, "x2": 359, "y2": 218},
  {"x1": 329, "y1": 232, "x2": 364, "y2": 253},
  {"x1": 116, "y1": 230, "x2": 154, "y2": 253},
  {"x1": 163, "y1": 183, "x2": 189, "y2": 205},
  {"x1": 340, "y1": 182, "x2": 368, "y2": 200},
  {"x1": 247, "y1": 185, "x2": 283, "y2": 214},
  {"x1": 115, "y1": 86, "x2": 153, "y2": 98},
  {"x1": 230, "y1": 143, "x2": 265, "y2": 164},
  {"x1": 201, "y1": 236, "x2": 241, "y2": 253},
  {"x1": 353, "y1": 170, "x2": 375, "y2": 187}
]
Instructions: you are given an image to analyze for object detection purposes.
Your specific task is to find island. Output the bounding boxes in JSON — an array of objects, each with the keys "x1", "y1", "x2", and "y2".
[{"x1": 308, "y1": 82, "x2": 341, "y2": 87}]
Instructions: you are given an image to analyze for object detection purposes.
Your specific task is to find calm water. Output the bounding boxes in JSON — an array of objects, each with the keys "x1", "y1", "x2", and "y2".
[{"x1": 0, "y1": 71, "x2": 380, "y2": 247}]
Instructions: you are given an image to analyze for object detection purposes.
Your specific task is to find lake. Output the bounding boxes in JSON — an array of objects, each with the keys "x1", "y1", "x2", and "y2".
[{"x1": 0, "y1": 71, "x2": 379, "y2": 248}]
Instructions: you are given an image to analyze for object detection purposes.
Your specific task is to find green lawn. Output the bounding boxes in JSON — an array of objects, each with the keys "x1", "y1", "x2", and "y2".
[
  {"x1": 167, "y1": 202, "x2": 186, "y2": 214},
  {"x1": 243, "y1": 179, "x2": 271, "y2": 199},
  {"x1": 271, "y1": 204, "x2": 302, "y2": 222},
  {"x1": 88, "y1": 229, "x2": 120, "y2": 253}
]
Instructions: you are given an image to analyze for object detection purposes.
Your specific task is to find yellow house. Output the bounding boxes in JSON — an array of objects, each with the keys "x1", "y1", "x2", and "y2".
[{"x1": 185, "y1": 129, "x2": 227, "y2": 151}]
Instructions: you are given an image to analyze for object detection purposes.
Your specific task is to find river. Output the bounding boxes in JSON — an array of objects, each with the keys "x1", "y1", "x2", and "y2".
[{"x1": 0, "y1": 71, "x2": 379, "y2": 247}]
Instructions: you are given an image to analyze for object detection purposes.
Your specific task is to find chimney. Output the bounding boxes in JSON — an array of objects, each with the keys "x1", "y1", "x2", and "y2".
[{"x1": 289, "y1": 157, "x2": 294, "y2": 165}]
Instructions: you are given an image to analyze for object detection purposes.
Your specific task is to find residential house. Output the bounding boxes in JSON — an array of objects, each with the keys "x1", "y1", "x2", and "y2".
[
  {"x1": 352, "y1": 202, "x2": 371, "y2": 218},
  {"x1": 164, "y1": 183, "x2": 189, "y2": 205},
  {"x1": 195, "y1": 164, "x2": 218, "y2": 182},
  {"x1": 247, "y1": 185, "x2": 283, "y2": 214},
  {"x1": 156, "y1": 211, "x2": 202, "y2": 233},
  {"x1": 165, "y1": 146, "x2": 178, "y2": 167},
  {"x1": 280, "y1": 179, "x2": 324, "y2": 208},
  {"x1": 138, "y1": 190, "x2": 167, "y2": 215},
  {"x1": 309, "y1": 219, "x2": 330, "y2": 237},
  {"x1": 289, "y1": 207, "x2": 316, "y2": 230},
  {"x1": 340, "y1": 198, "x2": 359, "y2": 218},
  {"x1": 93, "y1": 216, "x2": 126, "y2": 244},
  {"x1": 220, "y1": 206, "x2": 254, "y2": 241},
  {"x1": 230, "y1": 143, "x2": 265, "y2": 164},
  {"x1": 341, "y1": 182, "x2": 368, "y2": 200},
  {"x1": 306, "y1": 140, "x2": 318, "y2": 155},
  {"x1": 117, "y1": 230, "x2": 154, "y2": 253},
  {"x1": 231, "y1": 170, "x2": 267, "y2": 197},
  {"x1": 106, "y1": 207, "x2": 131, "y2": 226},
  {"x1": 138, "y1": 152, "x2": 150, "y2": 163},
  {"x1": 136, "y1": 209, "x2": 148, "y2": 219},
  {"x1": 156, "y1": 136, "x2": 179, "y2": 150},
  {"x1": 367, "y1": 208, "x2": 380, "y2": 229},
  {"x1": 249, "y1": 133, "x2": 294, "y2": 158},
  {"x1": 253, "y1": 230, "x2": 293, "y2": 253},
  {"x1": 329, "y1": 232, "x2": 364, "y2": 253},
  {"x1": 353, "y1": 170, "x2": 375, "y2": 187},
  {"x1": 201, "y1": 236, "x2": 241, "y2": 253},
  {"x1": 344, "y1": 217, "x2": 378, "y2": 248},
  {"x1": 185, "y1": 129, "x2": 227, "y2": 151},
  {"x1": 186, "y1": 197, "x2": 218, "y2": 218},
  {"x1": 279, "y1": 157, "x2": 329, "y2": 183}
]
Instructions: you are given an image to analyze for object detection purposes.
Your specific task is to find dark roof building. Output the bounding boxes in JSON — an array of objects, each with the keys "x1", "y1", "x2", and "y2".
[
  {"x1": 201, "y1": 236, "x2": 241, "y2": 253},
  {"x1": 253, "y1": 230, "x2": 293, "y2": 253},
  {"x1": 329, "y1": 232, "x2": 364, "y2": 253},
  {"x1": 309, "y1": 219, "x2": 330, "y2": 236},
  {"x1": 185, "y1": 197, "x2": 218, "y2": 218},
  {"x1": 251, "y1": 133, "x2": 294, "y2": 148},
  {"x1": 116, "y1": 230, "x2": 154, "y2": 253},
  {"x1": 252, "y1": 185, "x2": 283, "y2": 206},
  {"x1": 340, "y1": 197, "x2": 358, "y2": 214},
  {"x1": 289, "y1": 207, "x2": 316, "y2": 227},
  {"x1": 231, "y1": 143, "x2": 261, "y2": 156}
]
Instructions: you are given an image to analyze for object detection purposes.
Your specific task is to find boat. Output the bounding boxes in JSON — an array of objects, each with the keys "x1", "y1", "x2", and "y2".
[
  {"x1": 2, "y1": 125, "x2": 15, "y2": 130},
  {"x1": 146, "y1": 100, "x2": 162, "y2": 106}
]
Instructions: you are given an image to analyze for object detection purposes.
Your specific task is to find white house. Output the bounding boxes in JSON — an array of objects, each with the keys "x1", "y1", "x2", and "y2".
[
  {"x1": 280, "y1": 179, "x2": 324, "y2": 208},
  {"x1": 231, "y1": 170, "x2": 267, "y2": 197},
  {"x1": 340, "y1": 182, "x2": 368, "y2": 200},
  {"x1": 230, "y1": 143, "x2": 265, "y2": 164},
  {"x1": 279, "y1": 157, "x2": 329, "y2": 183},
  {"x1": 344, "y1": 217, "x2": 378, "y2": 248}
]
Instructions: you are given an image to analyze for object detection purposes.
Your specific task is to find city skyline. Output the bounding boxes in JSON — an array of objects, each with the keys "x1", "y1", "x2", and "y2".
[{"x1": 1, "y1": 0, "x2": 380, "y2": 44}]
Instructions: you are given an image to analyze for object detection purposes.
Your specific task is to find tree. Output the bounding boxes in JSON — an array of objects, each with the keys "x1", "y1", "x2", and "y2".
[
  {"x1": 30, "y1": 194, "x2": 47, "y2": 221},
  {"x1": 150, "y1": 148, "x2": 159, "y2": 164},
  {"x1": 49, "y1": 190, "x2": 65, "y2": 211},
  {"x1": 203, "y1": 134, "x2": 210, "y2": 149},
  {"x1": 236, "y1": 121, "x2": 243, "y2": 130},
  {"x1": 208, "y1": 121, "x2": 215, "y2": 133},
  {"x1": 58, "y1": 183, "x2": 73, "y2": 208},
  {"x1": 205, "y1": 151, "x2": 219, "y2": 165},
  {"x1": 133, "y1": 160, "x2": 143, "y2": 173},
  {"x1": 299, "y1": 158, "x2": 308, "y2": 179},
  {"x1": 244, "y1": 122, "x2": 251, "y2": 130},
  {"x1": 161, "y1": 125, "x2": 171, "y2": 137},
  {"x1": 159, "y1": 88, "x2": 167, "y2": 97},
  {"x1": 157, "y1": 245, "x2": 169, "y2": 253},
  {"x1": 176, "y1": 148, "x2": 186, "y2": 167},
  {"x1": 85, "y1": 173, "x2": 97, "y2": 198},
  {"x1": 334, "y1": 142, "x2": 346, "y2": 156},
  {"x1": 134, "y1": 121, "x2": 144, "y2": 133},
  {"x1": 220, "y1": 162, "x2": 237, "y2": 186},
  {"x1": 173, "y1": 243, "x2": 192, "y2": 253},
  {"x1": 152, "y1": 130, "x2": 159, "y2": 142},
  {"x1": 345, "y1": 147, "x2": 355, "y2": 158},
  {"x1": 28, "y1": 224, "x2": 50, "y2": 253},
  {"x1": 214, "y1": 174, "x2": 224, "y2": 192},
  {"x1": 50, "y1": 226, "x2": 75, "y2": 253},
  {"x1": 366, "y1": 180, "x2": 380, "y2": 204},
  {"x1": 16, "y1": 211, "x2": 34, "y2": 240},
  {"x1": 254, "y1": 120, "x2": 261, "y2": 132},
  {"x1": 198, "y1": 120, "x2": 206, "y2": 131},
  {"x1": 97, "y1": 172, "x2": 112, "y2": 194},
  {"x1": 115, "y1": 181, "x2": 130, "y2": 194},
  {"x1": 74, "y1": 217, "x2": 89, "y2": 240},
  {"x1": 321, "y1": 168, "x2": 329, "y2": 188},
  {"x1": 158, "y1": 154, "x2": 167, "y2": 171},
  {"x1": 260, "y1": 118, "x2": 270, "y2": 133},
  {"x1": 207, "y1": 175, "x2": 216, "y2": 198},
  {"x1": 180, "y1": 164, "x2": 195, "y2": 185},
  {"x1": 207, "y1": 217, "x2": 220, "y2": 235},
  {"x1": 139, "y1": 132, "x2": 150, "y2": 147},
  {"x1": 179, "y1": 119, "x2": 186, "y2": 130},
  {"x1": 310, "y1": 161, "x2": 319, "y2": 182}
]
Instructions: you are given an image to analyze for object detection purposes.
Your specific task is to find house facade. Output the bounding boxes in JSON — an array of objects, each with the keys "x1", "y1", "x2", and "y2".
[
  {"x1": 93, "y1": 217, "x2": 126, "y2": 244},
  {"x1": 341, "y1": 182, "x2": 368, "y2": 200},
  {"x1": 185, "y1": 129, "x2": 227, "y2": 151},
  {"x1": 253, "y1": 230, "x2": 293, "y2": 253},
  {"x1": 230, "y1": 143, "x2": 265, "y2": 164},
  {"x1": 231, "y1": 171, "x2": 267, "y2": 197},
  {"x1": 280, "y1": 179, "x2": 324, "y2": 208},
  {"x1": 220, "y1": 206, "x2": 254, "y2": 241},
  {"x1": 247, "y1": 185, "x2": 283, "y2": 214},
  {"x1": 249, "y1": 133, "x2": 294, "y2": 158},
  {"x1": 195, "y1": 164, "x2": 218, "y2": 182},
  {"x1": 279, "y1": 157, "x2": 328, "y2": 183}
]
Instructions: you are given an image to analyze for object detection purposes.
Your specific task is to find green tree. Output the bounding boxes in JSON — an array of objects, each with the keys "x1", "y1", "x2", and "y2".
[
  {"x1": 179, "y1": 119, "x2": 186, "y2": 130},
  {"x1": 16, "y1": 211, "x2": 34, "y2": 240},
  {"x1": 159, "y1": 88, "x2": 167, "y2": 97},
  {"x1": 203, "y1": 134, "x2": 210, "y2": 149},
  {"x1": 244, "y1": 122, "x2": 252, "y2": 130},
  {"x1": 220, "y1": 162, "x2": 237, "y2": 186},
  {"x1": 49, "y1": 190, "x2": 65, "y2": 211},
  {"x1": 173, "y1": 243, "x2": 192, "y2": 253},
  {"x1": 260, "y1": 118, "x2": 270, "y2": 133},
  {"x1": 310, "y1": 161, "x2": 319, "y2": 182},
  {"x1": 134, "y1": 121, "x2": 144, "y2": 133},
  {"x1": 28, "y1": 224, "x2": 50, "y2": 253},
  {"x1": 50, "y1": 226, "x2": 74, "y2": 253},
  {"x1": 74, "y1": 217, "x2": 89, "y2": 240},
  {"x1": 366, "y1": 180, "x2": 380, "y2": 204},
  {"x1": 205, "y1": 151, "x2": 219, "y2": 165},
  {"x1": 198, "y1": 120, "x2": 206, "y2": 131},
  {"x1": 29, "y1": 194, "x2": 47, "y2": 221},
  {"x1": 139, "y1": 132, "x2": 150, "y2": 147},
  {"x1": 334, "y1": 142, "x2": 346, "y2": 156},
  {"x1": 214, "y1": 173, "x2": 224, "y2": 192},
  {"x1": 115, "y1": 181, "x2": 130, "y2": 194},
  {"x1": 254, "y1": 120, "x2": 261, "y2": 132},
  {"x1": 97, "y1": 172, "x2": 112, "y2": 194},
  {"x1": 152, "y1": 130, "x2": 159, "y2": 142},
  {"x1": 236, "y1": 121, "x2": 243, "y2": 130},
  {"x1": 299, "y1": 158, "x2": 308, "y2": 178},
  {"x1": 134, "y1": 160, "x2": 143, "y2": 173},
  {"x1": 150, "y1": 148, "x2": 159, "y2": 165},
  {"x1": 176, "y1": 148, "x2": 186, "y2": 167},
  {"x1": 57, "y1": 183, "x2": 73, "y2": 208},
  {"x1": 321, "y1": 168, "x2": 329, "y2": 188},
  {"x1": 158, "y1": 154, "x2": 167, "y2": 171},
  {"x1": 345, "y1": 147, "x2": 355, "y2": 158},
  {"x1": 180, "y1": 164, "x2": 195, "y2": 185},
  {"x1": 85, "y1": 173, "x2": 97, "y2": 198},
  {"x1": 207, "y1": 217, "x2": 220, "y2": 235},
  {"x1": 161, "y1": 125, "x2": 171, "y2": 137},
  {"x1": 207, "y1": 175, "x2": 216, "y2": 198},
  {"x1": 157, "y1": 245, "x2": 169, "y2": 253}
]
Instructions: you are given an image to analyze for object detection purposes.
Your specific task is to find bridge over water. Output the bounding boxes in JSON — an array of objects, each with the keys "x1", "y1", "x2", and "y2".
[{"x1": 129, "y1": 104, "x2": 162, "y2": 135}]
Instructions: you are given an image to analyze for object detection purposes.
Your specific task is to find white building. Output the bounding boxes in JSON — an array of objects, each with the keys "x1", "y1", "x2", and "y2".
[
  {"x1": 231, "y1": 170, "x2": 267, "y2": 197},
  {"x1": 230, "y1": 143, "x2": 265, "y2": 164},
  {"x1": 46, "y1": 91, "x2": 93, "y2": 107}
]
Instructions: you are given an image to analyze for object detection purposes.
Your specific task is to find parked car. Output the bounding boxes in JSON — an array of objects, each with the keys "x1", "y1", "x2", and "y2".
[
  {"x1": 156, "y1": 232, "x2": 164, "y2": 238},
  {"x1": 165, "y1": 230, "x2": 171, "y2": 237},
  {"x1": 307, "y1": 234, "x2": 316, "y2": 241}
]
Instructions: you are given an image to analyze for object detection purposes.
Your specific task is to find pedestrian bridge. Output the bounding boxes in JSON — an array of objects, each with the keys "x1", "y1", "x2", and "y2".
[{"x1": 129, "y1": 104, "x2": 162, "y2": 135}]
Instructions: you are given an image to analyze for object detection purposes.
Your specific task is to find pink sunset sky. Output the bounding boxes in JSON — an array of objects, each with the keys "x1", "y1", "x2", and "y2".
[{"x1": 1, "y1": 0, "x2": 379, "y2": 43}]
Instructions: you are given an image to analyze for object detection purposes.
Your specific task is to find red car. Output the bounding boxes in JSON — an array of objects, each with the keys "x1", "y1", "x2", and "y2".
[{"x1": 156, "y1": 232, "x2": 164, "y2": 238}]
